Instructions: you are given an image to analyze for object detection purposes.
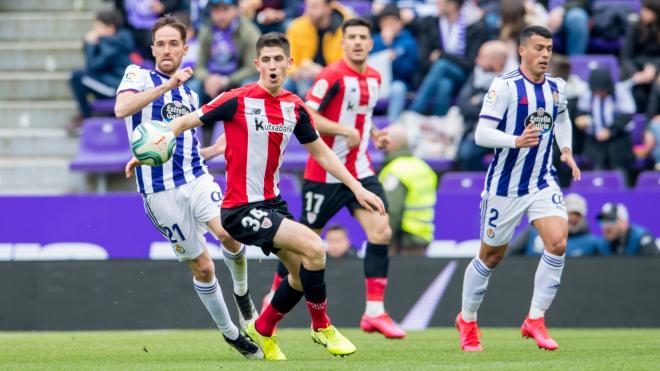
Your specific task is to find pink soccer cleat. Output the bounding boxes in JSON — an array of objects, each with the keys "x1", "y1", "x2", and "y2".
[
  {"x1": 455, "y1": 313, "x2": 482, "y2": 351},
  {"x1": 360, "y1": 313, "x2": 406, "y2": 339},
  {"x1": 521, "y1": 316, "x2": 559, "y2": 351}
]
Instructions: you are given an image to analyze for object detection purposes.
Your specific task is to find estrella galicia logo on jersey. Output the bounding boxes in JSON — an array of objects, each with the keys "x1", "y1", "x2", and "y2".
[
  {"x1": 525, "y1": 107, "x2": 553, "y2": 134},
  {"x1": 254, "y1": 117, "x2": 294, "y2": 133},
  {"x1": 161, "y1": 101, "x2": 191, "y2": 122}
]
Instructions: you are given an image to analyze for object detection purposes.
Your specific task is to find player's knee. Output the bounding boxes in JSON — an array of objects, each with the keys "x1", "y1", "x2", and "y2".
[
  {"x1": 219, "y1": 234, "x2": 241, "y2": 253},
  {"x1": 302, "y1": 235, "x2": 326, "y2": 269},
  {"x1": 367, "y1": 223, "x2": 392, "y2": 244},
  {"x1": 481, "y1": 252, "x2": 504, "y2": 269},
  {"x1": 546, "y1": 237, "x2": 567, "y2": 256},
  {"x1": 192, "y1": 259, "x2": 215, "y2": 282}
]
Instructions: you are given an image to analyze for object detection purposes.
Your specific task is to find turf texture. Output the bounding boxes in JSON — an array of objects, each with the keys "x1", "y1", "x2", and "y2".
[{"x1": 1, "y1": 328, "x2": 658, "y2": 370}]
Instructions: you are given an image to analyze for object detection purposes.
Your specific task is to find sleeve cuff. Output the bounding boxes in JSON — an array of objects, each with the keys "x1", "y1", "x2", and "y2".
[{"x1": 479, "y1": 114, "x2": 501, "y2": 122}]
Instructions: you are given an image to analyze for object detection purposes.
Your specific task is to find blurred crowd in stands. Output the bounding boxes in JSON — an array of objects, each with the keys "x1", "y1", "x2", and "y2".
[{"x1": 67, "y1": 0, "x2": 660, "y2": 256}]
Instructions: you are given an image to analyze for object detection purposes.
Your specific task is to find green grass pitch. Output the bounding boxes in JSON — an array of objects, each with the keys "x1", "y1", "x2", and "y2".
[{"x1": 1, "y1": 328, "x2": 658, "y2": 370}]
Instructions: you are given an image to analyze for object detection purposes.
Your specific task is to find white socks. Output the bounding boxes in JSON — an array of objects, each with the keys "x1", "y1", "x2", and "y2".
[
  {"x1": 365, "y1": 301, "x2": 385, "y2": 317},
  {"x1": 461, "y1": 257, "x2": 493, "y2": 322},
  {"x1": 222, "y1": 244, "x2": 248, "y2": 296},
  {"x1": 530, "y1": 251, "x2": 565, "y2": 319},
  {"x1": 193, "y1": 277, "x2": 239, "y2": 340}
]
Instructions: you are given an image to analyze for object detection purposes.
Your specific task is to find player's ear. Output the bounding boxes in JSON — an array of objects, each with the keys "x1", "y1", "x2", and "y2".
[
  {"x1": 288, "y1": 57, "x2": 293, "y2": 69},
  {"x1": 253, "y1": 57, "x2": 259, "y2": 71},
  {"x1": 182, "y1": 44, "x2": 189, "y2": 57}
]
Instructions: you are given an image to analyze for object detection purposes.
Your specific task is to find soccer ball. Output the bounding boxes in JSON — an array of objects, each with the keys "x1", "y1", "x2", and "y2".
[{"x1": 130, "y1": 121, "x2": 176, "y2": 166}]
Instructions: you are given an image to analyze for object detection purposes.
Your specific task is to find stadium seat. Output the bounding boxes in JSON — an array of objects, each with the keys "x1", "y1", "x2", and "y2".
[
  {"x1": 341, "y1": 0, "x2": 372, "y2": 16},
  {"x1": 372, "y1": 115, "x2": 390, "y2": 129},
  {"x1": 211, "y1": 122, "x2": 225, "y2": 142},
  {"x1": 635, "y1": 171, "x2": 660, "y2": 190},
  {"x1": 569, "y1": 55, "x2": 620, "y2": 83},
  {"x1": 594, "y1": 0, "x2": 642, "y2": 12},
  {"x1": 90, "y1": 99, "x2": 116, "y2": 115},
  {"x1": 70, "y1": 117, "x2": 132, "y2": 192},
  {"x1": 278, "y1": 173, "x2": 301, "y2": 196},
  {"x1": 548, "y1": 0, "x2": 566, "y2": 10},
  {"x1": 439, "y1": 171, "x2": 486, "y2": 192},
  {"x1": 569, "y1": 170, "x2": 626, "y2": 191}
]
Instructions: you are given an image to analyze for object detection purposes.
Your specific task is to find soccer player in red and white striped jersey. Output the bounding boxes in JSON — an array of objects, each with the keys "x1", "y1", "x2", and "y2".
[
  {"x1": 165, "y1": 32, "x2": 385, "y2": 360},
  {"x1": 266, "y1": 18, "x2": 406, "y2": 339}
]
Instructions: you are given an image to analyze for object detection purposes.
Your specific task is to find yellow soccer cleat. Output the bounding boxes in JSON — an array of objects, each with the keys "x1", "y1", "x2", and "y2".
[
  {"x1": 245, "y1": 320, "x2": 287, "y2": 361},
  {"x1": 311, "y1": 325, "x2": 357, "y2": 357}
]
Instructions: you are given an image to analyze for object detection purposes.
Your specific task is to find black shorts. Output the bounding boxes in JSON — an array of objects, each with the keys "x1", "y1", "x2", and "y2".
[
  {"x1": 221, "y1": 196, "x2": 294, "y2": 256},
  {"x1": 299, "y1": 175, "x2": 389, "y2": 229}
]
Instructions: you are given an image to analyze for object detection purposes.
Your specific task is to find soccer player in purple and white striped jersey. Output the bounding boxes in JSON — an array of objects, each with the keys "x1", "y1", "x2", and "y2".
[
  {"x1": 115, "y1": 15, "x2": 262, "y2": 359},
  {"x1": 455, "y1": 25, "x2": 581, "y2": 352}
]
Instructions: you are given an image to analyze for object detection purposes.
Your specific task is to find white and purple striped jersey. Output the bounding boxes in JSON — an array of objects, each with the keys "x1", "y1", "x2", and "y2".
[
  {"x1": 479, "y1": 68, "x2": 568, "y2": 197},
  {"x1": 117, "y1": 64, "x2": 208, "y2": 194}
]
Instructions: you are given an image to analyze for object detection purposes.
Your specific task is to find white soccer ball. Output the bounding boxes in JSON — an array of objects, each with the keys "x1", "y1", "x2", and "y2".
[{"x1": 130, "y1": 121, "x2": 176, "y2": 166}]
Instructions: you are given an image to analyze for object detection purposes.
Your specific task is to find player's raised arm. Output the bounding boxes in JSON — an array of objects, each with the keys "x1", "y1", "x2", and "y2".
[{"x1": 115, "y1": 66, "x2": 193, "y2": 118}]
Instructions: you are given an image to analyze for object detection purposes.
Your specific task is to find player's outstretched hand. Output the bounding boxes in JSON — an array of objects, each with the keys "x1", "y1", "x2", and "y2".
[
  {"x1": 355, "y1": 187, "x2": 385, "y2": 215},
  {"x1": 515, "y1": 125, "x2": 541, "y2": 148},
  {"x1": 560, "y1": 149, "x2": 581, "y2": 181},
  {"x1": 125, "y1": 157, "x2": 140, "y2": 178},
  {"x1": 345, "y1": 127, "x2": 361, "y2": 149},
  {"x1": 166, "y1": 67, "x2": 194, "y2": 90}
]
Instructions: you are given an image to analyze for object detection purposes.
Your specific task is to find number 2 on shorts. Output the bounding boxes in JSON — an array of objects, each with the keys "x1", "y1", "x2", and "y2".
[{"x1": 488, "y1": 208, "x2": 499, "y2": 228}]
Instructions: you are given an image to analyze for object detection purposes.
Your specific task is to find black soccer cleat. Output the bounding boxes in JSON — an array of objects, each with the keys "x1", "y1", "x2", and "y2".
[
  {"x1": 223, "y1": 333, "x2": 264, "y2": 359},
  {"x1": 234, "y1": 291, "x2": 259, "y2": 330}
]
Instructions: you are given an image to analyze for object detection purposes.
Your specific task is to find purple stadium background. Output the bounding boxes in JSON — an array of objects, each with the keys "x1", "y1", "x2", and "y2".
[{"x1": 1, "y1": 189, "x2": 658, "y2": 260}]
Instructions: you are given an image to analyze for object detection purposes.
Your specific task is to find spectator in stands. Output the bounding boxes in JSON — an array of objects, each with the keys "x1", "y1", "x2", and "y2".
[
  {"x1": 498, "y1": 0, "x2": 547, "y2": 67},
  {"x1": 509, "y1": 193, "x2": 609, "y2": 256},
  {"x1": 409, "y1": 0, "x2": 488, "y2": 117},
  {"x1": 636, "y1": 76, "x2": 660, "y2": 169},
  {"x1": 285, "y1": 0, "x2": 351, "y2": 97},
  {"x1": 371, "y1": 4, "x2": 419, "y2": 122},
  {"x1": 180, "y1": 16, "x2": 199, "y2": 70},
  {"x1": 191, "y1": 0, "x2": 261, "y2": 103},
  {"x1": 372, "y1": 0, "x2": 443, "y2": 23},
  {"x1": 249, "y1": 0, "x2": 299, "y2": 34},
  {"x1": 547, "y1": 0, "x2": 591, "y2": 55},
  {"x1": 455, "y1": 40, "x2": 508, "y2": 171},
  {"x1": 68, "y1": 9, "x2": 133, "y2": 132},
  {"x1": 549, "y1": 54, "x2": 588, "y2": 187},
  {"x1": 575, "y1": 68, "x2": 636, "y2": 178},
  {"x1": 597, "y1": 202, "x2": 659, "y2": 255},
  {"x1": 621, "y1": 0, "x2": 660, "y2": 112},
  {"x1": 115, "y1": 0, "x2": 184, "y2": 61},
  {"x1": 324, "y1": 225, "x2": 358, "y2": 258},
  {"x1": 379, "y1": 125, "x2": 438, "y2": 256}
]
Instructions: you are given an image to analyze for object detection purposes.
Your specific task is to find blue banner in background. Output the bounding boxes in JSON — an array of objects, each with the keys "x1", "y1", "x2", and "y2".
[{"x1": 1, "y1": 190, "x2": 658, "y2": 260}]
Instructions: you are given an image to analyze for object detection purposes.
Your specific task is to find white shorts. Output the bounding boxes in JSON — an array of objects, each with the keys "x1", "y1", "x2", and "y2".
[
  {"x1": 480, "y1": 185, "x2": 567, "y2": 246},
  {"x1": 143, "y1": 174, "x2": 223, "y2": 261}
]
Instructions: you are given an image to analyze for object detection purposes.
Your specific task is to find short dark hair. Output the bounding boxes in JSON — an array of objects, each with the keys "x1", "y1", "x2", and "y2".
[
  {"x1": 151, "y1": 14, "x2": 187, "y2": 45},
  {"x1": 96, "y1": 9, "x2": 123, "y2": 29},
  {"x1": 519, "y1": 25, "x2": 552, "y2": 45},
  {"x1": 341, "y1": 17, "x2": 372, "y2": 34},
  {"x1": 256, "y1": 32, "x2": 290, "y2": 56}
]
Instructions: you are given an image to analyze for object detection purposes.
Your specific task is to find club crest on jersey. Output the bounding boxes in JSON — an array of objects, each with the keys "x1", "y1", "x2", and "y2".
[
  {"x1": 162, "y1": 101, "x2": 191, "y2": 122},
  {"x1": 525, "y1": 107, "x2": 553, "y2": 134},
  {"x1": 306, "y1": 212, "x2": 318, "y2": 224},
  {"x1": 175, "y1": 244, "x2": 186, "y2": 254}
]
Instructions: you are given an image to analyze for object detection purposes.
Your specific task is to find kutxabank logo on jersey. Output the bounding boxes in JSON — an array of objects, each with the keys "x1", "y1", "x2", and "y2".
[
  {"x1": 253, "y1": 117, "x2": 294, "y2": 133},
  {"x1": 161, "y1": 101, "x2": 191, "y2": 122},
  {"x1": 525, "y1": 107, "x2": 553, "y2": 134}
]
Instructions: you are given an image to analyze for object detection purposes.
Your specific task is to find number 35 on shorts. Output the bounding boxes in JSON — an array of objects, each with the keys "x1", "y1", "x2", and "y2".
[{"x1": 241, "y1": 208, "x2": 273, "y2": 232}]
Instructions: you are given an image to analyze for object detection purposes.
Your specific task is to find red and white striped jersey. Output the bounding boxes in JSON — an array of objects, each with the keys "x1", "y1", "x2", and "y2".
[
  {"x1": 304, "y1": 59, "x2": 381, "y2": 183},
  {"x1": 197, "y1": 83, "x2": 318, "y2": 208}
]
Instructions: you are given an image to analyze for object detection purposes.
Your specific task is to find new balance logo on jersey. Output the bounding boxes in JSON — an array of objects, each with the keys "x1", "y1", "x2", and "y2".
[
  {"x1": 254, "y1": 118, "x2": 294, "y2": 133},
  {"x1": 347, "y1": 101, "x2": 355, "y2": 111},
  {"x1": 525, "y1": 107, "x2": 553, "y2": 134},
  {"x1": 162, "y1": 101, "x2": 191, "y2": 122},
  {"x1": 548, "y1": 283, "x2": 561, "y2": 289}
]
